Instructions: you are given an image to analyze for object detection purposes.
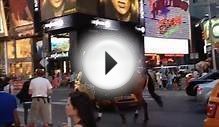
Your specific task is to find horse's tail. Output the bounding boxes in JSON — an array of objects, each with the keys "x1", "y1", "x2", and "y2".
[{"x1": 147, "y1": 72, "x2": 163, "y2": 107}]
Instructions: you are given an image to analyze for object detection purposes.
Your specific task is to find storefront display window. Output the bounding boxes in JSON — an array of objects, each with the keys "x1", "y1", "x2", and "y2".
[
  {"x1": 16, "y1": 38, "x2": 32, "y2": 58},
  {"x1": 9, "y1": 62, "x2": 32, "y2": 78},
  {"x1": 7, "y1": 41, "x2": 15, "y2": 59},
  {"x1": 7, "y1": 38, "x2": 33, "y2": 79}
]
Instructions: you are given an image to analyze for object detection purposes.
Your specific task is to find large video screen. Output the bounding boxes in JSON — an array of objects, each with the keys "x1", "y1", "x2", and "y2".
[
  {"x1": 40, "y1": 0, "x2": 139, "y2": 23},
  {"x1": 144, "y1": 0, "x2": 190, "y2": 39},
  {"x1": 40, "y1": 0, "x2": 98, "y2": 21},
  {"x1": 51, "y1": 37, "x2": 70, "y2": 52},
  {"x1": 102, "y1": 0, "x2": 140, "y2": 22},
  {"x1": 9, "y1": 0, "x2": 33, "y2": 27},
  {"x1": 144, "y1": 37, "x2": 189, "y2": 54}
]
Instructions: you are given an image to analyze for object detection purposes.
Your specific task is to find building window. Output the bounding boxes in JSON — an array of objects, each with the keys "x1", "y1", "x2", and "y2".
[
  {"x1": 16, "y1": 38, "x2": 32, "y2": 58},
  {"x1": 7, "y1": 41, "x2": 15, "y2": 59}
]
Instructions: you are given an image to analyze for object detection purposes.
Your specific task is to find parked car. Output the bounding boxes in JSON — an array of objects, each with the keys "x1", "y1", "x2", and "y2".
[
  {"x1": 204, "y1": 80, "x2": 219, "y2": 127},
  {"x1": 196, "y1": 80, "x2": 219, "y2": 106},
  {"x1": 178, "y1": 64, "x2": 195, "y2": 74},
  {"x1": 186, "y1": 71, "x2": 219, "y2": 96}
]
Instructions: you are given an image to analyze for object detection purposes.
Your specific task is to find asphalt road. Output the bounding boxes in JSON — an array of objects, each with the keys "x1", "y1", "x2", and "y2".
[{"x1": 18, "y1": 88, "x2": 205, "y2": 127}]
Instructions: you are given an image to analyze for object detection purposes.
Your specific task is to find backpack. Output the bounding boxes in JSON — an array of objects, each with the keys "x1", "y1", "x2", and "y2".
[{"x1": 16, "y1": 80, "x2": 32, "y2": 103}]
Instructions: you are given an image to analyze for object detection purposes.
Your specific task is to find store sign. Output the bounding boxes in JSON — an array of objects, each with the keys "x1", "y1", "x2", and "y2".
[
  {"x1": 91, "y1": 19, "x2": 111, "y2": 28},
  {"x1": 90, "y1": 18, "x2": 120, "y2": 30},
  {"x1": 50, "y1": 52, "x2": 69, "y2": 59},
  {"x1": 45, "y1": 19, "x2": 64, "y2": 29},
  {"x1": 44, "y1": 16, "x2": 73, "y2": 32}
]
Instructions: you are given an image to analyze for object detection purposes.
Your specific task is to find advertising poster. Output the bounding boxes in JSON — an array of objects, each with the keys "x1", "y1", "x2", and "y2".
[
  {"x1": 9, "y1": 0, "x2": 33, "y2": 27},
  {"x1": 51, "y1": 37, "x2": 70, "y2": 52},
  {"x1": 40, "y1": 0, "x2": 77, "y2": 21},
  {"x1": 144, "y1": 0, "x2": 190, "y2": 39},
  {"x1": 9, "y1": 0, "x2": 34, "y2": 35},
  {"x1": 40, "y1": 0, "x2": 138, "y2": 23},
  {"x1": 40, "y1": 0, "x2": 98, "y2": 21},
  {"x1": 0, "y1": 0, "x2": 8, "y2": 36},
  {"x1": 103, "y1": 0, "x2": 140, "y2": 22}
]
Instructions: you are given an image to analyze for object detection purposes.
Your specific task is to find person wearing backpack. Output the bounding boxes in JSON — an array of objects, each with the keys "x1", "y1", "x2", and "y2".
[{"x1": 16, "y1": 78, "x2": 32, "y2": 125}]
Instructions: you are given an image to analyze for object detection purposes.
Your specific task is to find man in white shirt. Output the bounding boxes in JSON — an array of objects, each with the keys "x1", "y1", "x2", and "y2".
[{"x1": 28, "y1": 69, "x2": 52, "y2": 127}]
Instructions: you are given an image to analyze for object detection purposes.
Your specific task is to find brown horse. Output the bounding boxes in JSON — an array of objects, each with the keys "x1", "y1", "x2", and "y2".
[
  {"x1": 74, "y1": 70, "x2": 163, "y2": 123},
  {"x1": 111, "y1": 70, "x2": 163, "y2": 123}
]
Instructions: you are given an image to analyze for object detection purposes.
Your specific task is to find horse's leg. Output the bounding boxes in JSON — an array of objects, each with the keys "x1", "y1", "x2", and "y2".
[
  {"x1": 113, "y1": 100, "x2": 126, "y2": 124},
  {"x1": 94, "y1": 100, "x2": 103, "y2": 122},
  {"x1": 142, "y1": 99, "x2": 149, "y2": 122},
  {"x1": 133, "y1": 101, "x2": 141, "y2": 122},
  {"x1": 138, "y1": 95, "x2": 149, "y2": 122},
  {"x1": 96, "y1": 103, "x2": 103, "y2": 121}
]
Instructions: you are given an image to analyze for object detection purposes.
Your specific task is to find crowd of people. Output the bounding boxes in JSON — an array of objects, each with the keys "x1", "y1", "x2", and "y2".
[
  {"x1": 0, "y1": 58, "x2": 213, "y2": 126},
  {"x1": 0, "y1": 69, "x2": 96, "y2": 127},
  {"x1": 149, "y1": 63, "x2": 212, "y2": 91}
]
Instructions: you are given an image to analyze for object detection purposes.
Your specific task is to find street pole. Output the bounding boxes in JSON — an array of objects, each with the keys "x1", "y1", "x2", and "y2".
[
  {"x1": 42, "y1": 29, "x2": 49, "y2": 77},
  {"x1": 208, "y1": 0, "x2": 217, "y2": 71}
]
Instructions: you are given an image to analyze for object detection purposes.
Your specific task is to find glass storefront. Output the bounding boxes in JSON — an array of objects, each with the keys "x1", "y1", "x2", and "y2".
[
  {"x1": 7, "y1": 41, "x2": 15, "y2": 59},
  {"x1": 16, "y1": 39, "x2": 32, "y2": 58},
  {"x1": 7, "y1": 38, "x2": 33, "y2": 78}
]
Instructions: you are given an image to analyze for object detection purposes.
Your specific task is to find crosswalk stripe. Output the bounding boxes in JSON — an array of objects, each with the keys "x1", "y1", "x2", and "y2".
[{"x1": 17, "y1": 95, "x2": 153, "y2": 113}]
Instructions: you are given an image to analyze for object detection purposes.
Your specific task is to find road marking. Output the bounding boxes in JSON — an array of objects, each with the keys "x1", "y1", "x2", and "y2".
[{"x1": 51, "y1": 101, "x2": 66, "y2": 105}]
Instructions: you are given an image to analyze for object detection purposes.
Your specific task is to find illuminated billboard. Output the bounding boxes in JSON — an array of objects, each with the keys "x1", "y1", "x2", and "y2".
[
  {"x1": 144, "y1": 0, "x2": 190, "y2": 39},
  {"x1": 51, "y1": 37, "x2": 70, "y2": 52},
  {"x1": 40, "y1": 0, "x2": 98, "y2": 21},
  {"x1": 9, "y1": 0, "x2": 34, "y2": 36},
  {"x1": 40, "y1": 0, "x2": 139, "y2": 23},
  {"x1": 0, "y1": 0, "x2": 8, "y2": 37},
  {"x1": 144, "y1": 37, "x2": 189, "y2": 54},
  {"x1": 9, "y1": 0, "x2": 33, "y2": 27},
  {"x1": 102, "y1": 0, "x2": 140, "y2": 22}
]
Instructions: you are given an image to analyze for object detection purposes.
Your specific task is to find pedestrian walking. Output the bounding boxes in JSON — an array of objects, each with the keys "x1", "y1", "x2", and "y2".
[{"x1": 16, "y1": 78, "x2": 32, "y2": 125}]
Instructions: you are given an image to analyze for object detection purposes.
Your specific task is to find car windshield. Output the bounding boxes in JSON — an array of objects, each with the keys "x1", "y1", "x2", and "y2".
[
  {"x1": 199, "y1": 71, "x2": 219, "y2": 80},
  {"x1": 179, "y1": 66, "x2": 187, "y2": 69}
]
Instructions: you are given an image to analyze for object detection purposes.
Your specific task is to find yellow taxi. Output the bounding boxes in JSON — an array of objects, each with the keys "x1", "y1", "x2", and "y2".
[{"x1": 204, "y1": 80, "x2": 219, "y2": 127}]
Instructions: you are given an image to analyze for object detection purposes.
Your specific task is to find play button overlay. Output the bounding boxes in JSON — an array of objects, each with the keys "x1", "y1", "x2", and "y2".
[
  {"x1": 105, "y1": 52, "x2": 117, "y2": 75},
  {"x1": 81, "y1": 33, "x2": 137, "y2": 90}
]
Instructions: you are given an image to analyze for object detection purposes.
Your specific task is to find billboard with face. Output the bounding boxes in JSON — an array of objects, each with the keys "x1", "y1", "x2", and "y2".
[
  {"x1": 40, "y1": 0, "x2": 98, "y2": 21},
  {"x1": 0, "y1": 0, "x2": 8, "y2": 37},
  {"x1": 40, "y1": 0, "x2": 139, "y2": 23},
  {"x1": 102, "y1": 0, "x2": 140, "y2": 22},
  {"x1": 144, "y1": 0, "x2": 190, "y2": 39}
]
